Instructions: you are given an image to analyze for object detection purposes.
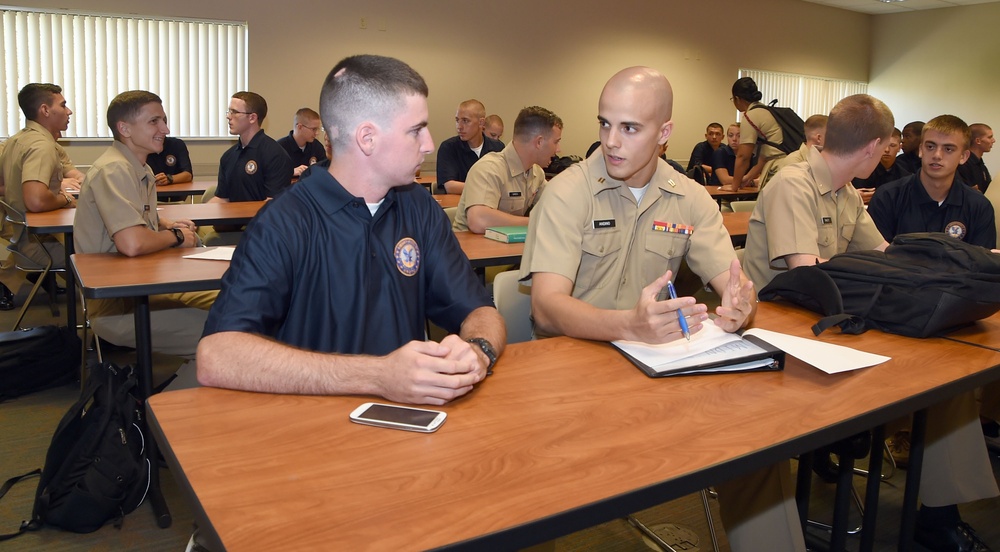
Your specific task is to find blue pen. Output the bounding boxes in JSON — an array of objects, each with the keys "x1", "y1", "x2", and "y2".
[{"x1": 666, "y1": 280, "x2": 691, "y2": 341}]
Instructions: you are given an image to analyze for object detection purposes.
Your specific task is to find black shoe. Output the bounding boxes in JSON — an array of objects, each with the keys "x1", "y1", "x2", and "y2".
[
  {"x1": 0, "y1": 283, "x2": 14, "y2": 311},
  {"x1": 915, "y1": 521, "x2": 992, "y2": 552}
]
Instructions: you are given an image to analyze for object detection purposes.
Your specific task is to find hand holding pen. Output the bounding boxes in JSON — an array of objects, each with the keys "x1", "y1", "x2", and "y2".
[{"x1": 629, "y1": 270, "x2": 708, "y2": 344}]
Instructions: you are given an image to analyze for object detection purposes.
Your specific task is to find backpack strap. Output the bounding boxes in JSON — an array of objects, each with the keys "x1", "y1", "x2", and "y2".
[
  {"x1": 744, "y1": 106, "x2": 785, "y2": 152},
  {"x1": 0, "y1": 470, "x2": 42, "y2": 542}
]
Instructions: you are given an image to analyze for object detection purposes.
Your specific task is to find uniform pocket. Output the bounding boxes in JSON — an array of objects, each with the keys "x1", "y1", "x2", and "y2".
[{"x1": 577, "y1": 230, "x2": 623, "y2": 290}]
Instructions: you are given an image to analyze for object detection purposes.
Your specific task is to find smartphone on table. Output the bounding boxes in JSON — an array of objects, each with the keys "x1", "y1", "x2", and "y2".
[{"x1": 349, "y1": 402, "x2": 447, "y2": 433}]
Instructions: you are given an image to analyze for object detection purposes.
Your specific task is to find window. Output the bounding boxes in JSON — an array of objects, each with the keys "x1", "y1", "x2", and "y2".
[
  {"x1": 1, "y1": 7, "x2": 247, "y2": 139},
  {"x1": 737, "y1": 68, "x2": 868, "y2": 120}
]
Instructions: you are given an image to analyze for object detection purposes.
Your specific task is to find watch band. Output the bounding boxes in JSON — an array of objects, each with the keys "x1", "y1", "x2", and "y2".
[
  {"x1": 170, "y1": 227, "x2": 185, "y2": 247},
  {"x1": 467, "y1": 337, "x2": 497, "y2": 376}
]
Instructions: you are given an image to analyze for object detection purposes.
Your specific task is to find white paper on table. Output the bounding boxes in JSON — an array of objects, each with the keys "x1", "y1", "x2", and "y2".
[
  {"x1": 743, "y1": 328, "x2": 890, "y2": 374},
  {"x1": 612, "y1": 320, "x2": 773, "y2": 372},
  {"x1": 182, "y1": 246, "x2": 235, "y2": 261}
]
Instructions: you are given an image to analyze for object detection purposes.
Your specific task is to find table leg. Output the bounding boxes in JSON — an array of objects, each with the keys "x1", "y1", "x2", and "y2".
[
  {"x1": 859, "y1": 425, "x2": 885, "y2": 552},
  {"x1": 65, "y1": 235, "x2": 76, "y2": 332},
  {"x1": 898, "y1": 409, "x2": 927, "y2": 552},
  {"x1": 134, "y1": 296, "x2": 172, "y2": 529}
]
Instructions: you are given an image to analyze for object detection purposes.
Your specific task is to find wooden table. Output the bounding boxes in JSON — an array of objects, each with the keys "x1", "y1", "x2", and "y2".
[
  {"x1": 722, "y1": 211, "x2": 749, "y2": 245},
  {"x1": 942, "y1": 311, "x2": 1000, "y2": 351},
  {"x1": 708, "y1": 186, "x2": 759, "y2": 205},
  {"x1": 156, "y1": 179, "x2": 214, "y2": 202},
  {"x1": 435, "y1": 194, "x2": 460, "y2": 209},
  {"x1": 146, "y1": 302, "x2": 1000, "y2": 551},
  {"x1": 453, "y1": 231, "x2": 524, "y2": 268}
]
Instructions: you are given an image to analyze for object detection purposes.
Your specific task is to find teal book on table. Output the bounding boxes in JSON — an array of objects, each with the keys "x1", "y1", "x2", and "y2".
[{"x1": 484, "y1": 226, "x2": 528, "y2": 243}]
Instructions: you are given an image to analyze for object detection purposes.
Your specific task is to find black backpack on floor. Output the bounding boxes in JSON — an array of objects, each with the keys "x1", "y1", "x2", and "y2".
[
  {"x1": 758, "y1": 233, "x2": 1000, "y2": 338},
  {"x1": 0, "y1": 325, "x2": 81, "y2": 402},
  {"x1": 0, "y1": 362, "x2": 150, "y2": 541}
]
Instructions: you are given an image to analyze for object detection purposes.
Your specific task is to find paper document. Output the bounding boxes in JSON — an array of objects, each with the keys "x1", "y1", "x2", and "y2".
[
  {"x1": 742, "y1": 328, "x2": 890, "y2": 374},
  {"x1": 183, "y1": 246, "x2": 235, "y2": 261}
]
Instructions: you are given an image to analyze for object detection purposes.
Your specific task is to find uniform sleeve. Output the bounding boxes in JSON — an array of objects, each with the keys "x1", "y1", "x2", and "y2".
[
  {"x1": 174, "y1": 139, "x2": 193, "y2": 174},
  {"x1": 969, "y1": 199, "x2": 997, "y2": 249},
  {"x1": 460, "y1": 156, "x2": 504, "y2": 213},
  {"x1": 203, "y1": 201, "x2": 298, "y2": 337},
  {"x1": 684, "y1": 189, "x2": 738, "y2": 283},
  {"x1": 216, "y1": 155, "x2": 231, "y2": 199},
  {"x1": 90, "y1": 165, "x2": 152, "y2": 237},
  {"x1": 760, "y1": 174, "x2": 824, "y2": 265},
  {"x1": 866, "y1": 185, "x2": 897, "y2": 242},
  {"x1": 435, "y1": 139, "x2": 461, "y2": 190},
  {"x1": 845, "y1": 200, "x2": 887, "y2": 253},
  {"x1": 19, "y1": 143, "x2": 61, "y2": 186},
  {"x1": 420, "y1": 198, "x2": 494, "y2": 333},
  {"x1": 519, "y1": 168, "x2": 590, "y2": 284},
  {"x1": 687, "y1": 143, "x2": 708, "y2": 171},
  {"x1": 263, "y1": 144, "x2": 293, "y2": 198}
]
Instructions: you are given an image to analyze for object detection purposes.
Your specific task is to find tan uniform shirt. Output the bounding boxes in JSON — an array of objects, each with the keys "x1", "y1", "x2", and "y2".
[
  {"x1": 452, "y1": 143, "x2": 544, "y2": 232},
  {"x1": 741, "y1": 103, "x2": 786, "y2": 187},
  {"x1": 743, "y1": 146, "x2": 885, "y2": 288},
  {"x1": 763, "y1": 142, "x2": 810, "y2": 190},
  {"x1": 74, "y1": 141, "x2": 159, "y2": 255},
  {"x1": 520, "y1": 153, "x2": 735, "y2": 311},
  {"x1": 0, "y1": 120, "x2": 66, "y2": 213}
]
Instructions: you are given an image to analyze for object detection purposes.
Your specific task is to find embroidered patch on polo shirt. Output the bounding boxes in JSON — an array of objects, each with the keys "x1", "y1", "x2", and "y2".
[
  {"x1": 245, "y1": 160, "x2": 258, "y2": 175},
  {"x1": 652, "y1": 220, "x2": 693, "y2": 234},
  {"x1": 945, "y1": 221, "x2": 967, "y2": 240},
  {"x1": 166, "y1": 155, "x2": 176, "y2": 167},
  {"x1": 394, "y1": 237, "x2": 420, "y2": 277}
]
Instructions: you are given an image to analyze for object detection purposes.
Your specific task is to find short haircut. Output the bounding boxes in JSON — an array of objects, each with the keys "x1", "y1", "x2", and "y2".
[
  {"x1": 485, "y1": 114, "x2": 503, "y2": 127},
  {"x1": 970, "y1": 123, "x2": 992, "y2": 141},
  {"x1": 902, "y1": 120, "x2": 925, "y2": 136},
  {"x1": 18, "y1": 83, "x2": 62, "y2": 122},
  {"x1": 891, "y1": 128, "x2": 902, "y2": 140},
  {"x1": 823, "y1": 94, "x2": 894, "y2": 156},
  {"x1": 107, "y1": 90, "x2": 163, "y2": 141},
  {"x1": 294, "y1": 107, "x2": 320, "y2": 125},
  {"x1": 459, "y1": 99, "x2": 486, "y2": 119},
  {"x1": 922, "y1": 115, "x2": 971, "y2": 150},
  {"x1": 232, "y1": 91, "x2": 268, "y2": 123},
  {"x1": 319, "y1": 54, "x2": 428, "y2": 149},
  {"x1": 513, "y1": 106, "x2": 562, "y2": 141},
  {"x1": 706, "y1": 122, "x2": 724, "y2": 133},
  {"x1": 804, "y1": 114, "x2": 828, "y2": 135},
  {"x1": 728, "y1": 122, "x2": 740, "y2": 131}
]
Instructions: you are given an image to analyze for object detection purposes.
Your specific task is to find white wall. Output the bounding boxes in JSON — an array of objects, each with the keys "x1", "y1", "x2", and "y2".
[
  {"x1": 868, "y1": 3, "x2": 1000, "y2": 179},
  {"x1": 7, "y1": 0, "x2": 873, "y2": 174}
]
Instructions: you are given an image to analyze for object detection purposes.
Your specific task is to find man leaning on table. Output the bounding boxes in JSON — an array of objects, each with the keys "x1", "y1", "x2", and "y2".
[
  {"x1": 74, "y1": 90, "x2": 216, "y2": 359},
  {"x1": 452, "y1": 105, "x2": 562, "y2": 233},
  {"x1": 197, "y1": 54, "x2": 506, "y2": 405},
  {"x1": 518, "y1": 67, "x2": 812, "y2": 552},
  {"x1": 744, "y1": 94, "x2": 998, "y2": 551}
]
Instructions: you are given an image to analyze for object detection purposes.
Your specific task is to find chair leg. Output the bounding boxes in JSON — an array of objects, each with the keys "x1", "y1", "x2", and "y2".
[
  {"x1": 626, "y1": 515, "x2": 682, "y2": 552},
  {"x1": 10, "y1": 270, "x2": 48, "y2": 331},
  {"x1": 700, "y1": 488, "x2": 720, "y2": 552},
  {"x1": 43, "y1": 273, "x2": 60, "y2": 317}
]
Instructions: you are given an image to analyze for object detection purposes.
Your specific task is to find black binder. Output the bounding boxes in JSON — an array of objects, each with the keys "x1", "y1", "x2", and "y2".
[{"x1": 613, "y1": 334, "x2": 785, "y2": 378}]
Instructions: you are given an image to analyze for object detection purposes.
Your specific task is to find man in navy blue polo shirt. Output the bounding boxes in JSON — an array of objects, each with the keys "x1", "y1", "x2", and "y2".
[
  {"x1": 212, "y1": 91, "x2": 293, "y2": 204},
  {"x1": 277, "y1": 107, "x2": 328, "y2": 178},
  {"x1": 869, "y1": 115, "x2": 996, "y2": 249},
  {"x1": 147, "y1": 136, "x2": 193, "y2": 185},
  {"x1": 434, "y1": 99, "x2": 503, "y2": 195},
  {"x1": 197, "y1": 55, "x2": 506, "y2": 405}
]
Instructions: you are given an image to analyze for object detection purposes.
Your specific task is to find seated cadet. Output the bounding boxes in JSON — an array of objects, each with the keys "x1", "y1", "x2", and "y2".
[
  {"x1": 686, "y1": 122, "x2": 724, "y2": 183},
  {"x1": 869, "y1": 116, "x2": 995, "y2": 248},
  {"x1": 745, "y1": 96, "x2": 999, "y2": 552},
  {"x1": 197, "y1": 55, "x2": 505, "y2": 403},
  {"x1": 146, "y1": 136, "x2": 194, "y2": 185},
  {"x1": 452, "y1": 106, "x2": 562, "y2": 233},
  {"x1": 434, "y1": 99, "x2": 503, "y2": 195},
  {"x1": 485, "y1": 114, "x2": 504, "y2": 141},
  {"x1": 277, "y1": 107, "x2": 328, "y2": 178},
  {"x1": 521, "y1": 67, "x2": 794, "y2": 552},
  {"x1": 957, "y1": 123, "x2": 993, "y2": 193},
  {"x1": 0, "y1": 83, "x2": 79, "y2": 271},
  {"x1": 74, "y1": 91, "x2": 216, "y2": 358},
  {"x1": 712, "y1": 122, "x2": 742, "y2": 188},
  {"x1": 896, "y1": 120, "x2": 925, "y2": 175},
  {"x1": 766, "y1": 114, "x2": 827, "y2": 187},
  {"x1": 728, "y1": 77, "x2": 785, "y2": 191},
  {"x1": 853, "y1": 127, "x2": 909, "y2": 204}
]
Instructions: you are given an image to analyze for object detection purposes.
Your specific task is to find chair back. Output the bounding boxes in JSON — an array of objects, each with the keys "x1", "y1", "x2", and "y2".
[
  {"x1": 201, "y1": 184, "x2": 217, "y2": 203},
  {"x1": 492, "y1": 270, "x2": 533, "y2": 344},
  {"x1": 443, "y1": 207, "x2": 457, "y2": 225},
  {"x1": 0, "y1": 199, "x2": 50, "y2": 271},
  {"x1": 731, "y1": 200, "x2": 757, "y2": 213}
]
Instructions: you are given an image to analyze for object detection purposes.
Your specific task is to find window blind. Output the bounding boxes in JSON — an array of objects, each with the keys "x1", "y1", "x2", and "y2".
[
  {"x1": 738, "y1": 68, "x2": 868, "y2": 121},
  {"x1": 1, "y1": 8, "x2": 247, "y2": 138}
]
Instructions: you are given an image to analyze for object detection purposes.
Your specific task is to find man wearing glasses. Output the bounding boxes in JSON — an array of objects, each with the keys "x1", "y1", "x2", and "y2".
[
  {"x1": 277, "y1": 107, "x2": 328, "y2": 178},
  {"x1": 212, "y1": 91, "x2": 293, "y2": 206}
]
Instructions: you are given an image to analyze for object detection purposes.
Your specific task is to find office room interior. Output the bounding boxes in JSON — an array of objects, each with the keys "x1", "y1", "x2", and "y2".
[{"x1": 6, "y1": 0, "x2": 999, "y2": 187}]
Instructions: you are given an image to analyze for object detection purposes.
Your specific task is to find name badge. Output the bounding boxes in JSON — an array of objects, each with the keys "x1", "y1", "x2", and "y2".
[
  {"x1": 822, "y1": 217, "x2": 832, "y2": 224},
  {"x1": 593, "y1": 219, "x2": 616, "y2": 229},
  {"x1": 508, "y1": 191, "x2": 522, "y2": 197}
]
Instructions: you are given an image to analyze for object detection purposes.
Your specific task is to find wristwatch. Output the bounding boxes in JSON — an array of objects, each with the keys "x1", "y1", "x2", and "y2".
[
  {"x1": 166, "y1": 173, "x2": 174, "y2": 184},
  {"x1": 169, "y1": 227, "x2": 185, "y2": 247},
  {"x1": 466, "y1": 337, "x2": 497, "y2": 376}
]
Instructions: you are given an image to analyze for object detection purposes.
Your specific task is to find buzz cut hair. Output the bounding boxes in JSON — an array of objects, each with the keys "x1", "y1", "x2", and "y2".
[
  {"x1": 513, "y1": 106, "x2": 562, "y2": 141},
  {"x1": 18, "y1": 83, "x2": 63, "y2": 122},
  {"x1": 107, "y1": 90, "x2": 163, "y2": 141},
  {"x1": 823, "y1": 95, "x2": 894, "y2": 156},
  {"x1": 320, "y1": 55, "x2": 428, "y2": 149},
  {"x1": 294, "y1": 107, "x2": 321, "y2": 126}
]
